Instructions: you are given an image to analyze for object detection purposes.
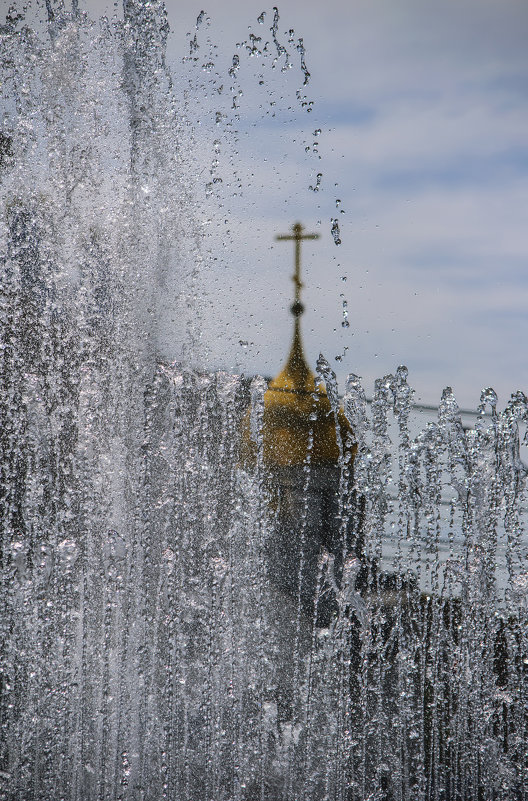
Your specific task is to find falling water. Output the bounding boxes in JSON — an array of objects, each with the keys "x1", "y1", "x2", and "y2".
[{"x1": 1, "y1": 3, "x2": 527, "y2": 800}]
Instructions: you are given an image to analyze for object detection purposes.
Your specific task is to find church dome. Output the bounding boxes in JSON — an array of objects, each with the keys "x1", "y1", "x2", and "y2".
[
  {"x1": 239, "y1": 222, "x2": 354, "y2": 469},
  {"x1": 240, "y1": 318, "x2": 354, "y2": 467}
]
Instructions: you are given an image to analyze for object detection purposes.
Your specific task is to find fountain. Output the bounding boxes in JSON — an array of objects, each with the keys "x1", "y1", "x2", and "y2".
[{"x1": 1, "y1": 3, "x2": 527, "y2": 800}]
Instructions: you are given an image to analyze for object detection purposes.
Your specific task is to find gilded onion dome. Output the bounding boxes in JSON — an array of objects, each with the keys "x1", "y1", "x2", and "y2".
[{"x1": 240, "y1": 222, "x2": 355, "y2": 469}]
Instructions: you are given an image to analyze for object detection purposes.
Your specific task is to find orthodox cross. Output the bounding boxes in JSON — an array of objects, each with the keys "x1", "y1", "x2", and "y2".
[{"x1": 276, "y1": 222, "x2": 320, "y2": 317}]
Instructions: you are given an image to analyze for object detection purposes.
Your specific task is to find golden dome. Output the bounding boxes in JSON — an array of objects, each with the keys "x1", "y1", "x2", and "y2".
[{"x1": 240, "y1": 317, "x2": 355, "y2": 468}]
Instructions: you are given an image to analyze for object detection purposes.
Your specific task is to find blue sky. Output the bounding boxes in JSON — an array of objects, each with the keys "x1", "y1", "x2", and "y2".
[{"x1": 32, "y1": 0, "x2": 528, "y2": 408}]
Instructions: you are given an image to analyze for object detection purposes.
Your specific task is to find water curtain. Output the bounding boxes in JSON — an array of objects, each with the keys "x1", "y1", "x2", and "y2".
[{"x1": 1, "y1": 4, "x2": 527, "y2": 800}]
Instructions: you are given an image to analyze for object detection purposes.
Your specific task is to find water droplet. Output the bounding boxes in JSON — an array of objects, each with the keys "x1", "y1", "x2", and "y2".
[
  {"x1": 228, "y1": 54, "x2": 240, "y2": 77},
  {"x1": 340, "y1": 298, "x2": 350, "y2": 328},
  {"x1": 296, "y1": 37, "x2": 310, "y2": 85},
  {"x1": 331, "y1": 218, "x2": 341, "y2": 245},
  {"x1": 309, "y1": 172, "x2": 322, "y2": 192}
]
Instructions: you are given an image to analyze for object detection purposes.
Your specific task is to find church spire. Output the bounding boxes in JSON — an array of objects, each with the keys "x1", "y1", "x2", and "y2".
[
  {"x1": 239, "y1": 221, "x2": 354, "y2": 468},
  {"x1": 271, "y1": 222, "x2": 320, "y2": 394},
  {"x1": 276, "y1": 221, "x2": 319, "y2": 319}
]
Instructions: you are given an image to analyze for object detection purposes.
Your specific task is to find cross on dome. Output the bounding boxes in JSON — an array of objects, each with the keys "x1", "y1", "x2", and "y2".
[{"x1": 275, "y1": 222, "x2": 320, "y2": 317}]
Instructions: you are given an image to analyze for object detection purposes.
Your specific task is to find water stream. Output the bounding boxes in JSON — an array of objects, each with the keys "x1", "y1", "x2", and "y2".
[{"x1": 1, "y1": 4, "x2": 527, "y2": 800}]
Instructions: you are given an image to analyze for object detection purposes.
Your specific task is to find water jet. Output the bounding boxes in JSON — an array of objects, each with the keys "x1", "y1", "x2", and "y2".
[{"x1": 1, "y1": 4, "x2": 527, "y2": 800}]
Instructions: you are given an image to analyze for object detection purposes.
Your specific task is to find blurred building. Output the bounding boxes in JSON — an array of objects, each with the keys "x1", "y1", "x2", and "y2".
[{"x1": 240, "y1": 223, "x2": 361, "y2": 626}]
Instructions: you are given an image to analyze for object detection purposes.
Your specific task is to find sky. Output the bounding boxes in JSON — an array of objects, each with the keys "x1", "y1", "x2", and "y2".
[
  {"x1": 18, "y1": 0, "x2": 528, "y2": 409},
  {"x1": 163, "y1": 0, "x2": 528, "y2": 410}
]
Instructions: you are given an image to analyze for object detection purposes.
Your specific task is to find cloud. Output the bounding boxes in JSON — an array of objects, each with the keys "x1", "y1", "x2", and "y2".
[{"x1": 24, "y1": 0, "x2": 528, "y2": 408}]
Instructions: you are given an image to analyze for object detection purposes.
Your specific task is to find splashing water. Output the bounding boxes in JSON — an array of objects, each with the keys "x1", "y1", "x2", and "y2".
[
  {"x1": 331, "y1": 217, "x2": 342, "y2": 245},
  {"x1": 1, "y1": 4, "x2": 528, "y2": 801}
]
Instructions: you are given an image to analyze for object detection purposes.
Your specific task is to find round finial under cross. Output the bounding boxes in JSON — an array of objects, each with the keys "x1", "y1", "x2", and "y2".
[
  {"x1": 291, "y1": 300, "x2": 305, "y2": 317},
  {"x1": 275, "y1": 222, "x2": 320, "y2": 317}
]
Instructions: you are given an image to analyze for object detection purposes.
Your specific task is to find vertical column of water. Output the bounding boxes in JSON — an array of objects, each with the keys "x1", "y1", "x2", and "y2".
[
  {"x1": 402, "y1": 385, "x2": 528, "y2": 801},
  {"x1": 132, "y1": 368, "x2": 207, "y2": 799},
  {"x1": 315, "y1": 368, "x2": 402, "y2": 799},
  {"x1": 465, "y1": 390, "x2": 503, "y2": 798},
  {"x1": 284, "y1": 411, "x2": 314, "y2": 800},
  {"x1": 116, "y1": 20, "x2": 175, "y2": 788},
  {"x1": 149, "y1": 368, "x2": 204, "y2": 800},
  {"x1": 295, "y1": 403, "x2": 325, "y2": 801},
  {"x1": 0, "y1": 2, "x2": 200, "y2": 798},
  {"x1": 150, "y1": 368, "x2": 185, "y2": 799},
  {"x1": 3, "y1": 29, "x2": 72, "y2": 799},
  {"x1": 0, "y1": 8, "x2": 113, "y2": 779},
  {"x1": 192, "y1": 371, "x2": 243, "y2": 801},
  {"x1": 143, "y1": 369, "x2": 221, "y2": 799},
  {"x1": 431, "y1": 388, "x2": 467, "y2": 800},
  {"x1": 211, "y1": 372, "x2": 248, "y2": 800},
  {"x1": 342, "y1": 373, "x2": 372, "y2": 801},
  {"x1": 244, "y1": 375, "x2": 270, "y2": 800},
  {"x1": 0, "y1": 197, "x2": 83, "y2": 799},
  {"x1": 389, "y1": 366, "x2": 425, "y2": 801},
  {"x1": 365, "y1": 375, "x2": 397, "y2": 797},
  {"x1": 145, "y1": 367, "x2": 279, "y2": 800},
  {"x1": 318, "y1": 368, "x2": 528, "y2": 801},
  {"x1": 436, "y1": 390, "x2": 492, "y2": 799},
  {"x1": 306, "y1": 358, "x2": 357, "y2": 800},
  {"x1": 493, "y1": 394, "x2": 528, "y2": 799},
  {"x1": 0, "y1": 15, "x2": 51, "y2": 794}
]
